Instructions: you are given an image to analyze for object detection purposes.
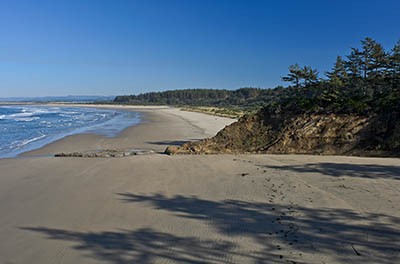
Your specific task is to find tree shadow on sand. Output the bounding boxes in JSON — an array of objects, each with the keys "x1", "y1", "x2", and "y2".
[
  {"x1": 260, "y1": 163, "x2": 400, "y2": 180},
  {"x1": 117, "y1": 193, "x2": 400, "y2": 263},
  {"x1": 22, "y1": 194, "x2": 400, "y2": 263},
  {"x1": 20, "y1": 226, "x2": 285, "y2": 264},
  {"x1": 146, "y1": 139, "x2": 200, "y2": 146}
]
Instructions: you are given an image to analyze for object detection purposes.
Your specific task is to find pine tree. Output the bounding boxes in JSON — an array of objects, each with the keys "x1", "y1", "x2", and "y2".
[
  {"x1": 345, "y1": 48, "x2": 364, "y2": 95},
  {"x1": 282, "y1": 64, "x2": 303, "y2": 88},
  {"x1": 390, "y1": 40, "x2": 400, "y2": 92},
  {"x1": 361, "y1": 38, "x2": 388, "y2": 94},
  {"x1": 302, "y1": 66, "x2": 319, "y2": 85},
  {"x1": 326, "y1": 56, "x2": 348, "y2": 88}
]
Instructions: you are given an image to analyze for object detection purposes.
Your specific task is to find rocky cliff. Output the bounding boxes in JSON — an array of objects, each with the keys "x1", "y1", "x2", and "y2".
[{"x1": 165, "y1": 109, "x2": 400, "y2": 157}]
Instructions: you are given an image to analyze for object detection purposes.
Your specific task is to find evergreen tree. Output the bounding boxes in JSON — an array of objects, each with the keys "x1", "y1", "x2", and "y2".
[
  {"x1": 346, "y1": 48, "x2": 364, "y2": 95},
  {"x1": 326, "y1": 56, "x2": 348, "y2": 88},
  {"x1": 302, "y1": 65, "x2": 319, "y2": 85},
  {"x1": 390, "y1": 40, "x2": 400, "y2": 92},
  {"x1": 360, "y1": 37, "x2": 388, "y2": 94},
  {"x1": 282, "y1": 64, "x2": 303, "y2": 88}
]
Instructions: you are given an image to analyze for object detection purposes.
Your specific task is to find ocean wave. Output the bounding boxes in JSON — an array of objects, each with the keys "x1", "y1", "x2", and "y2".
[
  {"x1": 32, "y1": 109, "x2": 59, "y2": 115},
  {"x1": 11, "y1": 107, "x2": 61, "y2": 118},
  {"x1": 17, "y1": 134, "x2": 46, "y2": 147},
  {"x1": 0, "y1": 113, "x2": 41, "y2": 121},
  {"x1": 23, "y1": 107, "x2": 60, "y2": 115},
  {"x1": 16, "y1": 117, "x2": 41, "y2": 122},
  {"x1": 0, "y1": 107, "x2": 70, "y2": 121},
  {"x1": 8, "y1": 112, "x2": 34, "y2": 118}
]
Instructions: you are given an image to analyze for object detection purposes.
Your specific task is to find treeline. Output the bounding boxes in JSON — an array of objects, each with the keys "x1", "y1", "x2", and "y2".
[
  {"x1": 272, "y1": 37, "x2": 400, "y2": 115},
  {"x1": 113, "y1": 87, "x2": 289, "y2": 110}
]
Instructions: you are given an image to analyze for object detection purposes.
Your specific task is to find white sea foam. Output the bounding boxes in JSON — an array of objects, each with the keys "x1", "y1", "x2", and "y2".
[
  {"x1": 9, "y1": 112, "x2": 34, "y2": 118},
  {"x1": 12, "y1": 107, "x2": 61, "y2": 118},
  {"x1": 32, "y1": 109, "x2": 59, "y2": 115},
  {"x1": 0, "y1": 113, "x2": 38, "y2": 121},
  {"x1": 18, "y1": 134, "x2": 46, "y2": 147},
  {"x1": 16, "y1": 117, "x2": 40, "y2": 122}
]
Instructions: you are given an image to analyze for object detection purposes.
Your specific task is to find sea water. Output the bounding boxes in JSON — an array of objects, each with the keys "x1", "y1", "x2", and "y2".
[{"x1": 0, "y1": 105, "x2": 141, "y2": 158}]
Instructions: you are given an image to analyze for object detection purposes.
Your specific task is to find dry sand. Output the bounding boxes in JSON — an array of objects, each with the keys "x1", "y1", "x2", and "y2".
[{"x1": 0, "y1": 106, "x2": 399, "y2": 264}]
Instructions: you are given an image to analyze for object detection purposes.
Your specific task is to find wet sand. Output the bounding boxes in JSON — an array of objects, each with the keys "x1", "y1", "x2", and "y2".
[{"x1": 0, "y1": 107, "x2": 399, "y2": 264}]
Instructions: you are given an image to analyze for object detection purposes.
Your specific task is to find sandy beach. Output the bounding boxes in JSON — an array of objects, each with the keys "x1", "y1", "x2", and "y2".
[{"x1": 0, "y1": 106, "x2": 399, "y2": 264}]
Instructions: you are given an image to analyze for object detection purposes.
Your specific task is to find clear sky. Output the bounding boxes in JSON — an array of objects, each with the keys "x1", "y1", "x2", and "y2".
[{"x1": 1, "y1": 0, "x2": 399, "y2": 97}]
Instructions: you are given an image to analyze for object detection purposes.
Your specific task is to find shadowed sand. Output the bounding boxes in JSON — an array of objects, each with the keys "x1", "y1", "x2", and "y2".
[{"x1": 0, "y1": 107, "x2": 399, "y2": 264}]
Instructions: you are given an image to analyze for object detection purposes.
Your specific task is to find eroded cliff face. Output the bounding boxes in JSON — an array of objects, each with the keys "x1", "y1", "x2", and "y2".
[{"x1": 165, "y1": 110, "x2": 400, "y2": 157}]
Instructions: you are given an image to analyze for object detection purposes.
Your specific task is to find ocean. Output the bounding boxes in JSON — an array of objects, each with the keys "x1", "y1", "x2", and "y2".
[{"x1": 0, "y1": 105, "x2": 141, "y2": 158}]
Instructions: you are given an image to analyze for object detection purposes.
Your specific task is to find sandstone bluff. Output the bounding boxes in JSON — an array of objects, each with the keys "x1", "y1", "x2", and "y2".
[{"x1": 166, "y1": 108, "x2": 400, "y2": 157}]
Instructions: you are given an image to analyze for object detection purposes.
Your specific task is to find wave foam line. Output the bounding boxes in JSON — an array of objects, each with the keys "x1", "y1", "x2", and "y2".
[{"x1": 18, "y1": 134, "x2": 46, "y2": 147}]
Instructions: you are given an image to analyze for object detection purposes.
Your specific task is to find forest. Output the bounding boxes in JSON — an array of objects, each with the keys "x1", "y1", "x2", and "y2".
[{"x1": 113, "y1": 87, "x2": 286, "y2": 110}]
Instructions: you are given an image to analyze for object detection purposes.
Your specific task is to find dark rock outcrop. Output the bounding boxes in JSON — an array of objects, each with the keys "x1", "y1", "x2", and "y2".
[{"x1": 55, "y1": 149, "x2": 154, "y2": 158}]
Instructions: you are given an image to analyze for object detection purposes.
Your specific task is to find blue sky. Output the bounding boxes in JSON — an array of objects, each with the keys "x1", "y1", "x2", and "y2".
[{"x1": 0, "y1": 0, "x2": 399, "y2": 97}]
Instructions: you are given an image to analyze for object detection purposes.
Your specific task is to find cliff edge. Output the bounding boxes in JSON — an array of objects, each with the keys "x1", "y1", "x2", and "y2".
[{"x1": 165, "y1": 108, "x2": 400, "y2": 157}]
